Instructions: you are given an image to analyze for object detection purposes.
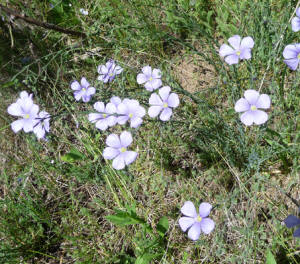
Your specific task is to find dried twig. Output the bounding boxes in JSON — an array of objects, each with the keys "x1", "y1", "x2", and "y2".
[{"x1": 0, "y1": 4, "x2": 86, "y2": 37}]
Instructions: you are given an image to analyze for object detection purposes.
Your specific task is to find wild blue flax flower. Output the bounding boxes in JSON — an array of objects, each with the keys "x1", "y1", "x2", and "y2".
[
  {"x1": 291, "y1": 8, "x2": 300, "y2": 32},
  {"x1": 97, "y1": 60, "x2": 123, "y2": 83},
  {"x1": 235, "y1": 90, "x2": 270, "y2": 126},
  {"x1": 103, "y1": 131, "x2": 138, "y2": 170},
  {"x1": 219, "y1": 35, "x2": 254, "y2": 65},
  {"x1": 88, "y1": 102, "x2": 117, "y2": 131},
  {"x1": 148, "y1": 86, "x2": 179, "y2": 121},
  {"x1": 283, "y1": 44, "x2": 300, "y2": 70},
  {"x1": 284, "y1": 212, "x2": 300, "y2": 238},
  {"x1": 71, "y1": 77, "x2": 96, "y2": 102},
  {"x1": 7, "y1": 91, "x2": 39, "y2": 133},
  {"x1": 117, "y1": 99, "x2": 146, "y2": 128},
  {"x1": 137, "y1": 66, "x2": 162, "y2": 91},
  {"x1": 179, "y1": 201, "x2": 215, "y2": 241}
]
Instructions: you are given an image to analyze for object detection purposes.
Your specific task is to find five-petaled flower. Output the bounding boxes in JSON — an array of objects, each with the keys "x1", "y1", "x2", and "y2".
[
  {"x1": 283, "y1": 211, "x2": 300, "y2": 238},
  {"x1": 88, "y1": 102, "x2": 117, "y2": 131},
  {"x1": 7, "y1": 91, "x2": 39, "y2": 133},
  {"x1": 97, "y1": 60, "x2": 123, "y2": 83},
  {"x1": 179, "y1": 201, "x2": 215, "y2": 241},
  {"x1": 235, "y1": 90, "x2": 271, "y2": 126},
  {"x1": 117, "y1": 99, "x2": 146, "y2": 128},
  {"x1": 148, "y1": 86, "x2": 179, "y2": 121},
  {"x1": 219, "y1": 35, "x2": 254, "y2": 65},
  {"x1": 283, "y1": 44, "x2": 300, "y2": 70},
  {"x1": 103, "y1": 131, "x2": 138, "y2": 170},
  {"x1": 33, "y1": 111, "x2": 51, "y2": 139},
  {"x1": 137, "y1": 66, "x2": 162, "y2": 91},
  {"x1": 291, "y1": 8, "x2": 300, "y2": 32},
  {"x1": 71, "y1": 77, "x2": 96, "y2": 102}
]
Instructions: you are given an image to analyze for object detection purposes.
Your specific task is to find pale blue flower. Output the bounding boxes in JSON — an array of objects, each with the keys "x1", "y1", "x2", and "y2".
[{"x1": 103, "y1": 131, "x2": 138, "y2": 170}]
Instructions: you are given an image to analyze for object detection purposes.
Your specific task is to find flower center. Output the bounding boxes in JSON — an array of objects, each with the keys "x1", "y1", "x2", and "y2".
[
  {"x1": 129, "y1": 113, "x2": 133, "y2": 118},
  {"x1": 163, "y1": 103, "x2": 168, "y2": 108},
  {"x1": 102, "y1": 113, "x2": 107, "y2": 118},
  {"x1": 250, "y1": 105, "x2": 257, "y2": 111},
  {"x1": 109, "y1": 73, "x2": 114, "y2": 77},
  {"x1": 82, "y1": 88, "x2": 86, "y2": 92},
  {"x1": 236, "y1": 51, "x2": 241, "y2": 56},
  {"x1": 298, "y1": 53, "x2": 300, "y2": 59},
  {"x1": 196, "y1": 216, "x2": 202, "y2": 222},
  {"x1": 24, "y1": 114, "x2": 30, "y2": 119},
  {"x1": 120, "y1": 147, "x2": 126, "y2": 153},
  {"x1": 149, "y1": 76, "x2": 153, "y2": 81}
]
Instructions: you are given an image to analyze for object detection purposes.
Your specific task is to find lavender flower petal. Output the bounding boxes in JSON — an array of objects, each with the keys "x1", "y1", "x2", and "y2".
[
  {"x1": 199, "y1": 202, "x2": 212, "y2": 218},
  {"x1": 148, "y1": 106, "x2": 163, "y2": 118},
  {"x1": 123, "y1": 151, "x2": 138, "y2": 165},
  {"x1": 225, "y1": 54, "x2": 239, "y2": 65},
  {"x1": 283, "y1": 45, "x2": 298, "y2": 59},
  {"x1": 297, "y1": 7, "x2": 300, "y2": 17},
  {"x1": 240, "y1": 111, "x2": 254, "y2": 126},
  {"x1": 110, "y1": 96, "x2": 122, "y2": 107},
  {"x1": 106, "y1": 133, "x2": 121, "y2": 148},
  {"x1": 167, "y1": 93, "x2": 180, "y2": 107},
  {"x1": 95, "y1": 119, "x2": 109, "y2": 131},
  {"x1": 200, "y1": 218, "x2": 215, "y2": 234},
  {"x1": 7, "y1": 103, "x2": 22, "y2": 116},
  {"x1": 181, "y1": 201, "x2": 197, "y2": 217},
  {"x1": 228, "y1": 35, "x2": 241, "y2": 50},
  {"x1": 234, "y1": 98, "x2": 250, "y2": 112},
  {"x1": 240, "y1": 37, "x2": 254, "y2": 49},
  {"x1": 103, "y1": 147, "x2": 119, "y2": 160},
  {"x1": 149, "y1": 93, "x2": 163, "y2": 105},
  {"x1": 120, "y1": 131, "x2": 132, "y2": 147},
  {"x1": 112, "y1": 154, "x2": 125, "y2": 170},
  {"x1": 137, "y1": 73, "x2": 148, "y2": 84},
  {"x1": 152, "y1": 69, "x2": 162, "y2": 78},
  {"x1": 160, "y1": 107, "x2": 172, "y2": 121},
  {"x1": 256, "y1": 94, "x2": 271, "y2": 109},
  {"x1": 244, "y1": 90, "x2": 260, "y2": 105},
  {"x1": 219, "y1": 44, "x2": 235, "y2": 57},
  {"x1": 187, "y1": 222, "x2": 201, "y2": 241},
  {"x1": 130, "y1": 117, "x2": 143, "y2": 128},
  {"x1": 142, "y1": 65, "x2": 152, "y2": 76},
  {"x1": 292, "y1": 17, "x2": 300, "y2": 32},
  {"x1": 284, "y1": 58, "x2": 299, "y2": 71},
  {"x1": 179, "y1": 217, "x2": 195, "y2": 232},
  {"x1": 159, "y1": 86, "x2": 171, "y2": 101},
  {"x1": 71, "y1": 81, "x2": 81, "y2": 91},
  {"x1": 252, "y1": 110, "x2": 268, "y2": 125},
  {"x1": 81, "y1": 77, "x2": 90, "y2": 88},
  {"x1": 11, "y1": 119, "x2": 24, "y2": 133},
  {"x1": 240, "y1": 48, "x2": 252, "y2": 60}
]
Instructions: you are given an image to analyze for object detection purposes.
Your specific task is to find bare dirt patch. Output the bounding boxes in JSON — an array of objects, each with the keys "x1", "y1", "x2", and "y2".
[{"x1": 172, "y1": 51, "x2": 215, "y2": 93}]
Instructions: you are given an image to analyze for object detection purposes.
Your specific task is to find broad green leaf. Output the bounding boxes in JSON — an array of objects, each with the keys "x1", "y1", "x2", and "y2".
[
  {"x1": 266, "y1": 249, "x2": 277, "y2": 264},
  {"x1": 61, "y1": 148, "x2": 84, "y2": 163},
  {"x1": 157, "y1": 216, "x2": 169, "y2": 237}
]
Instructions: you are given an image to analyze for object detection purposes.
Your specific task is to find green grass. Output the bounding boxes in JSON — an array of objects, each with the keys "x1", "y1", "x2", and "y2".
[{"x1": 0, "y1": 0, "x2": 299, "y2": 263}]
